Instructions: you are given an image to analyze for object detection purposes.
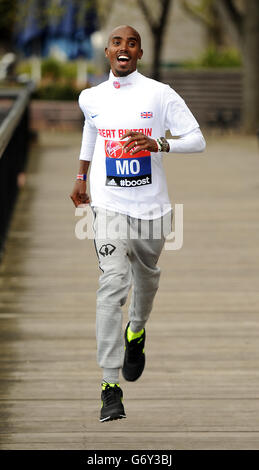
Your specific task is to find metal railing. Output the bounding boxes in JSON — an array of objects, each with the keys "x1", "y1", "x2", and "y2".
[{"x1": 0, "y1": 82, "x2": 34, "y2": 258}]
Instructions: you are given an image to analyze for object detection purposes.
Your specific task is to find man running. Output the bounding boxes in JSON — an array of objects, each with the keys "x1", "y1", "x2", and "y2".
[{"x1": 70, "y1": 25, "x2": 206, "y2": 422}]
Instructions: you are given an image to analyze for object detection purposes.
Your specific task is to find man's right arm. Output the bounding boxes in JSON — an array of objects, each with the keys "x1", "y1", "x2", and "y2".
[
  {"x1": 70, "y1": 90, "x2": 98, "y2": 207},
  {"x1": 70, "y1": 160, "x2": 90, "y2": 207}
]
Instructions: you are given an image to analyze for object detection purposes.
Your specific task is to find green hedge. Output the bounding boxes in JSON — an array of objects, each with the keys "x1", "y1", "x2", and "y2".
[
  {"x1": 182, "y1": 46, "x2": 242, "y2": 68},
  {"x1": 32, "y1": 83, "x2": 81, "y2": 100},
  {"x1": 17, "y1": 58, "x2": 93, "y2": 100}
]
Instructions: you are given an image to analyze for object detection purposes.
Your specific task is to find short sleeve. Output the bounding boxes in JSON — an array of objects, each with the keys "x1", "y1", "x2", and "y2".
[{"x1": 163, "y1": 85, "x2": 199, "y2": 137}]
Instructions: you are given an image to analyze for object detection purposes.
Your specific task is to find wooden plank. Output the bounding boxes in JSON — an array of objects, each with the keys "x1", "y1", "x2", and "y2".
[
  {"x1": 0, "y1": 432, "x2": 259, "y2": 450},
  {"x1": 0, "y1": 400, "x2": 259, "y2": 433},
  {"x1": 1, "y1": 371, "x2": 259, "y2": 399},
  {"x1": 0, "y1": 337, "x2": 259, "y2": 362},
  {"x1": 1, "y1": 312, "x2": 259, "y2": 337},
  {"x1": 1, "y1": 291, "x2": 258, "y2": 314}
]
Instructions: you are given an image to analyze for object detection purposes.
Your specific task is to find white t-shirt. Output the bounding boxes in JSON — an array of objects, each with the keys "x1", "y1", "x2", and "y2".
[{"x1": 78, "y1": 69, "x2": 199, "y2": 219}]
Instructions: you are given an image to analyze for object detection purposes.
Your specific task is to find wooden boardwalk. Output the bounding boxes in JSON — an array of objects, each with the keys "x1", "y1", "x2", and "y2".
[{"x1": 0, "y1": 131, "x2": 259, "y2": 450}]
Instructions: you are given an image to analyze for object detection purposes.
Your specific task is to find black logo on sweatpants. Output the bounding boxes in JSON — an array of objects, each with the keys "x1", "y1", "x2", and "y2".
[{"x1": 99, "y1": 244, "x2": 116, "y2": 257}]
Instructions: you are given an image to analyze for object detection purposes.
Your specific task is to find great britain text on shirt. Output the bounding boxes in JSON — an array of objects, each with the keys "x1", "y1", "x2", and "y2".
[{"x1": 98, "y1": 128, "x2": 152, "y2": 139}]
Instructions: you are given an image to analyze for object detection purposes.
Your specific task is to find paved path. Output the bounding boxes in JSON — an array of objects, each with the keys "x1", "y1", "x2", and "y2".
[{"x1": 0, "y1": 131, "x2": 259, "y2": 450}]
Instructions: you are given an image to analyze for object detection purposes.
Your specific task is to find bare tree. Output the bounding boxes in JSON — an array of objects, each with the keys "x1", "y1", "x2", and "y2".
[
  {"x1": 136, "y1": 0, "x2": 173, "y2": 80},
  {"x1": 216, "y1": 0, "x2": 259, "y2": 133},
  {"x1": 183, "y1": 0, "x2": 259, "y2": 133}
]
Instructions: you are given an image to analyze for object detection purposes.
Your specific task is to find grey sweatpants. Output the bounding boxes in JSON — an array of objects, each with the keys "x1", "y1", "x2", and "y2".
[{"x1": 92, "y1": 207, "x2": 172, "y2": 383}]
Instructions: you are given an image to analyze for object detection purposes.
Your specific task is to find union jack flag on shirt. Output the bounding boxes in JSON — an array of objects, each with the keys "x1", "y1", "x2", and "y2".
[{"x1": 141, "y1": 111, "x2": 153, "y2": 118}]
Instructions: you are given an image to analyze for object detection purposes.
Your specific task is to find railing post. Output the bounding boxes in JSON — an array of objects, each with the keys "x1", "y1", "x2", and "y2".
[{"x1": 0, "y1": 83, "x2": 33, "y2": 259}]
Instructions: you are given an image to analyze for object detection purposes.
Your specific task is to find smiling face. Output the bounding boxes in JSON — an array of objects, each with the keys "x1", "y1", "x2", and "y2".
[{"x1": 105, "y1": 25, "x2": 143, "y2": 77}]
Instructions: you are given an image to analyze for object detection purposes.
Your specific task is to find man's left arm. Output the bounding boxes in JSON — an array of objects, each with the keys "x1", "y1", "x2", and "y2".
[
  {"x1": 120, "y1": 127, "x2": 205, "y2": 155},
  {"x1": 166, "y1": 127, "x2": 206, "y2": 153},
  {"x1": 162, "y1": 86, "x2": 206, "y2": 153}
]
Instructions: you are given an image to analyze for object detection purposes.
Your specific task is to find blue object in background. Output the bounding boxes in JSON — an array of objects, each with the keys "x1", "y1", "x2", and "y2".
[
  {"x1": 15, "y1": 0, "x2": 47, "y2": 56},
  {"x1": 14, "y1": 0, "x2": 98, "y2": 59},
  {"x1": 42, "y1": 36, "x2": 93, "y2": 60}
]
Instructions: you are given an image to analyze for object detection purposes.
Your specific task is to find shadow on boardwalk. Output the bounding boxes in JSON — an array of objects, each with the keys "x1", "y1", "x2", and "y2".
[{"x1": 0, "y1": 131, "x2": 259, "y2": 450}]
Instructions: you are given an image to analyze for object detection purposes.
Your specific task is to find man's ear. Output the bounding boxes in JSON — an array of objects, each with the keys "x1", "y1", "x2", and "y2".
[
  {"x1": 105, "y1": 47, "x2": 108, "y2": 58},
  {"x1": 138, "y1": 49, "x2": 143, "y2": 60}
]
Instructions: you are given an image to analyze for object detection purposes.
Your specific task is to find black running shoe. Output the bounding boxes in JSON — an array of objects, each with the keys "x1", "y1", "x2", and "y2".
[
  {"x1": 100, "y1": 383, "x2": 126, "y2": 422},
  {"x1": 122, "y1": 322, "x2": 146, "y2": 381}
]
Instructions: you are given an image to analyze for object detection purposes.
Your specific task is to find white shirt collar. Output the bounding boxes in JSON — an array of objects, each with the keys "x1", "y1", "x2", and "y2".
[{"x1": 108, "y1": 69, "x2": 139, "y2": 88}]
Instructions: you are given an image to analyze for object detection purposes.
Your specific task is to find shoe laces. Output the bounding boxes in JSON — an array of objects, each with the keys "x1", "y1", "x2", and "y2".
[{"x1": 102, "y1": 384, "x2": 121, "y2": 406}]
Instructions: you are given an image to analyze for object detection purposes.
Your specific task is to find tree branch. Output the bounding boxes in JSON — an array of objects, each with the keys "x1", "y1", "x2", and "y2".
[
  {"x1": 136, "y1": 0, "x2": 157, "y2": 32},
  {"x1": 181, "y1": 0, "x2": 214, "y2": 28},
  {"x1": 225, "y1": 0, "x2": 243, "y2": 26},
  {"x1": 136, "y1": 0, "x2": 172, "y2": 34},
  {"x1": 216, "y1": 0, "x2": 243, "y2": 36},
  {"x1": 159, "y1": 0, "x2": 172, "y2": 33}
]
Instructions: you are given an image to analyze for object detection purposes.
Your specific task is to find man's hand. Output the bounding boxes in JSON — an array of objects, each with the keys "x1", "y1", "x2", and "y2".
[
  {"x1": 70, "y1": 180, "x2": 90, "y2": 207},
  {"x1": 120, "y1": 131, "x2": 158, "y2": 155}
]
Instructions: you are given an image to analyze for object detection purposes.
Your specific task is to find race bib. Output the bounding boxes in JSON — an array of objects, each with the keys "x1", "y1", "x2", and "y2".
[{"x1": 105, "y1": 140, "x2": 152, "y2": 188}]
